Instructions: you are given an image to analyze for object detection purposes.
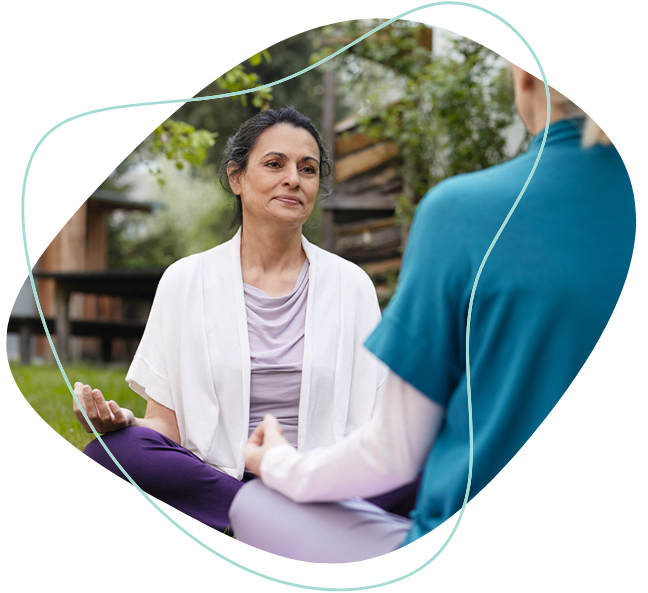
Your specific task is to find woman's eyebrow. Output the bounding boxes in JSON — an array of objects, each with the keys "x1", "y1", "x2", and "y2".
[{"x1": 261, "y1": 152, "x2": 319, "y2": 165}]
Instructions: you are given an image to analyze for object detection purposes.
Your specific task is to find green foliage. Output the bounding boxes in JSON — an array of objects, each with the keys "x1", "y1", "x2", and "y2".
[
  {"x1": 108, "y1": 210, "x2": 187, "y2": 269},
  {"x1": 102, "y1": 49, "x2": 272, "y2": 268},
  {"x1": 108, "y1": 166, "x2": 237, "y2": 269},
  {"x1": 394, "y1": 195, "x2": 417, "y2": 228},
  {"x1": 366, "y1": 38, "x2": 514, "y2": 205},
  {"x1": 146, "y1": 119, "x2": 217, "y2": 187},
  {"x1": 310, "y1": 20, "x2": 428, "y2": 121},
  {"x1": 107, "y1": 52, "x2": 273, "y2": 191},
  {"x1": 302, "y1": 200, "x2": 323, "y2": 246},
  {"x1": 175, "y1": 31, "x2": 324, "y2": 171},
  {"x1": 311, "y1": 19, "x2": 431, "y2": 78},
  {"x1": 315, "y1": 22, "x2": 517, "y2": 224},
  {"x1": 216, "y1": 50, "x2": 273, "y2": 109}
]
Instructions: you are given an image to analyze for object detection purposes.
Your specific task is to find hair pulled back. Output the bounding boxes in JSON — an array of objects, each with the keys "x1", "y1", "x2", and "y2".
[
  {"x1": 548, "y1": 87, "x2": 611, "y2": 148},
  {"x1": 219, "y1": 106, "x2": 333, "y2": 227}
]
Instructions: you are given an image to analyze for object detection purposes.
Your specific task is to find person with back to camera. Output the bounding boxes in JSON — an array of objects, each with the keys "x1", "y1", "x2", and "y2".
[
  {"x1": 72, "y1": 106, "x2": 425, "y2": 534},
  {"x1": 229, "y1": 66, "x2": 636, "y2": 562}
]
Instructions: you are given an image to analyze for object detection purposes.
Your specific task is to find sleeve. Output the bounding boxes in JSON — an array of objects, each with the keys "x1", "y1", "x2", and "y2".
[
  {"x1": 260, "y1": 370, "x2": 445, "y2": 502},
  {"x1": 125, "y1": 269, "x2": 175, "y2": 410}
]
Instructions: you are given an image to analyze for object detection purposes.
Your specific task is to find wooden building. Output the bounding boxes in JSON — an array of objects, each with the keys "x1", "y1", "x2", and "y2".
[
  {"x1": 318, "y1": 27, "x2": 432, "y2": 307},
  {"x1": 34, "y1": 190, "x2": 155, "y2": 362},
  {"x1": 320, "y1": 117, "x2": 406, "y2": 306}
]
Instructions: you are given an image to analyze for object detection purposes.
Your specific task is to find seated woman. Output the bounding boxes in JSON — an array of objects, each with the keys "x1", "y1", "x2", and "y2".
[
  {"x1": 229, "y1": 67, "x2": 636, "y2": 562},
  {"x1": 73, "y1": 106, "x2": 413, "y2": 534}
]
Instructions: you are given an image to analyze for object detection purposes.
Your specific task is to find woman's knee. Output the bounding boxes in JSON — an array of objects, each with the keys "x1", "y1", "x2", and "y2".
[{"x1": 83, "y1": 426, "x2": 168, "y2": 481}]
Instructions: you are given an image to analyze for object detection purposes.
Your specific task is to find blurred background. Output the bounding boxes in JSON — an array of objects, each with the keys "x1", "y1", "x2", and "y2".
[{"x1": 7, "y1": 20, "x2": 528, "y2": 448}]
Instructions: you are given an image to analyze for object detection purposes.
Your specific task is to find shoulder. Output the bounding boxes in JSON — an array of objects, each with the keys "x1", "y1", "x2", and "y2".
[
  {"x1": 419, "y1": 154, "x2": 534, "y2": 220},
  {"x1": 158, "y1": 252, "x2": 202, "y2": 288},
  {"x1": 306, "y1": 240, "x2": 374, "y2": 290},
  {"x1": 410, "y1": 153, "x2": 539, "y2": 255},
  {"x1": 158, "y1": 238, "x2": 233, "y2": 290}
]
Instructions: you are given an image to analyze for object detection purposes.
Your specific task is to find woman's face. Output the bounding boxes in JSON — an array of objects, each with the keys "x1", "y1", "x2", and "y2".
[{"x1": 229, "y1": 124, "x2": 321, "y2": 230}]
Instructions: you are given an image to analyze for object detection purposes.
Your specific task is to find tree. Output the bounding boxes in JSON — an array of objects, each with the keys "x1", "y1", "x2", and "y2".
[
  {"x1": 312, "y1": 21, "x2": 520, "y2": 225},
  {"x1": 135, "y1": 46, "x2": 276, "y2": 185},
  {"x1": 108, "y1": 164, "x2": 236, "y2": 269},
  {"x1": 105, "y1": 52, "x2": 281, "y2": 267}
]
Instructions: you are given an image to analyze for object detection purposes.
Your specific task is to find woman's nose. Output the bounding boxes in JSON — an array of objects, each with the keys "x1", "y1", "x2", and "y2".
[{"x1": 283, "y1": 165, "x2": 300, "y2": 188}]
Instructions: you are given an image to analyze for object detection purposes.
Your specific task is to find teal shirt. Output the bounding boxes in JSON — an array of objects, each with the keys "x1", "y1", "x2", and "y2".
[{"x1": 364, "y1": 119, "x2": 636, "y2": 546}]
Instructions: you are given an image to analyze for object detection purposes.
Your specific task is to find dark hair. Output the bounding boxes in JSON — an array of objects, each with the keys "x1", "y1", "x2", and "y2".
[{"x1": 218, "y1": 106, "x2": 333, "y2": 227}]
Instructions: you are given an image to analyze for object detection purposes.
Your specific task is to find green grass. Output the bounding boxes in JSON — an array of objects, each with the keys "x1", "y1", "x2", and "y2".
[
  {"x1": 10, "y1": 363, "x2": 147, "y2": 451},
  {"x1": 11, "y1": 362, "x2": 239, "y2": 538}
]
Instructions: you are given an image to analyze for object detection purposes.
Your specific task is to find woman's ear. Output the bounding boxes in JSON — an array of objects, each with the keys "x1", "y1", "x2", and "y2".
[{"x1": 228, "y1": 163, "x2": 242, "y2": 195}]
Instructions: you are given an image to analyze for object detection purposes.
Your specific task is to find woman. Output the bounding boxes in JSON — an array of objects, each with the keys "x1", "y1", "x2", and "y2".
[
  {"x1": 229, "y1": 67, "x2": 636, "y2": 562},
  {"x1": 73, "y1": 106, "x2": 395, "y2": 534}
]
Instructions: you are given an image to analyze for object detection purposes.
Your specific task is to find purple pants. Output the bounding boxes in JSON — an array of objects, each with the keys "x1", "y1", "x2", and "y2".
[{"x1": 84, "y1": 426, "x2": 420, "y2": 535}]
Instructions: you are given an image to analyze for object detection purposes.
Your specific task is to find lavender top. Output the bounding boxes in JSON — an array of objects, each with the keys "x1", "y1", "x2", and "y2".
[{"x1": 243, "y1": 260, "x2": 309, "y2": 447}]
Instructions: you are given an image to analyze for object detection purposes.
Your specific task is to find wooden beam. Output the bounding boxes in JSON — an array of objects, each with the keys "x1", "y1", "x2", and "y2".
[
  {"x1": 333, "y1": 116, "x2": 358, "y2": 134},
  {"x1": 335, "y1": 132, "x2": 379, "y2": 157},
  {"x1": 320, "y1": 192, "x2": 398, "y2": 211},
  {"x1": 363, "y1": 257, "x2": 402, "y2": 276},
  {"x1": 338, "y1": 167, "x2": 401, "y2": 195},
  {"x1": 335, "y1": 226, "x2": 401, "y2": 259},
  {"x1": 8, "y1": 316, "x2": 147, "y2": 339},
  {"x1": 339, "y1": 245, "x2": 402, "y2": 264},
  {"x1": 335, "y1": 217, "x2": 397, "y2": 236},
  {"x1": 335, "y1": 142, "x2": 398, "y2": 182}
]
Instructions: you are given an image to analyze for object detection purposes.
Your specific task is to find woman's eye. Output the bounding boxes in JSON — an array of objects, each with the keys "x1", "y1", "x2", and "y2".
[
  {"x1": 302, "y1": 166, "x2": 317, "y2": 175},
  {"x1": 266, "y1": 161, "x2": 281, "y2": 168}
]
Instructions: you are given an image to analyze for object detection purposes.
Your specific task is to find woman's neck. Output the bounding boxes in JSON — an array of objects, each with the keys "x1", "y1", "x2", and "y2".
[
  {"x1": 528, "y1": 96, "x2": 569, "y2": 135},
  {"x1": 241, "y1": 225, "x2": 306, "y2": 281}
]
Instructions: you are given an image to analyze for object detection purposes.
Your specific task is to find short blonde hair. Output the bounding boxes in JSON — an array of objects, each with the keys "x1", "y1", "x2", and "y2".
[{"x1": 549, "y1": 87, "x2": 611, "y2": 148}]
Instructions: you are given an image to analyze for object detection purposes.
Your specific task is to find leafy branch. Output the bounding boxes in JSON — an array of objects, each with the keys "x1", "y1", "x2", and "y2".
[
  {"x1": 216, "y1": 50, "x2": 273, "y2": 109},
  {"x1": 126, "y1": 51, "x2": 274, "y2": 187}
]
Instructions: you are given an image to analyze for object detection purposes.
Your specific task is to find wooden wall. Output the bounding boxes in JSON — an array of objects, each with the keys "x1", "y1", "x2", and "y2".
[
  {"x1": 318, "y1": 25, "x2": 432, "y2": 307},
  {"x1": 36, "y1": 200, "x2": 125, "y2": 362},
  {"x1": 321, "y1": 119, "x2": 407, "y2": 306},
  {"x1": 36, "y1": 203, "x2": 87, "y2": 360}
]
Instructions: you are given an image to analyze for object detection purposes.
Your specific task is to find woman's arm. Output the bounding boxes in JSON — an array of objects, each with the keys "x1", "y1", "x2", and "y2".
[
  {"x1": 244, "y1": 370, "x2": 445, "y2": 503},
  {"x1": 73, "y1": 382, "x2": 180, "y2": 444},
  {"x1": 133, "y1": 396, "x2": 180, "y2": 443}
]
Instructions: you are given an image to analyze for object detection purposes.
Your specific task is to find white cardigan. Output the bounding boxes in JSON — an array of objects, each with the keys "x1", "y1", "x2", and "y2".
[{"x1": 126, "y1": 229, "x2": 387, "y2": 479}]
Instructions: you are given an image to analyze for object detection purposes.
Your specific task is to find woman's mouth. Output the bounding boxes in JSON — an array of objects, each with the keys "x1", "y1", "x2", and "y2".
[{"x1": 274, "y1": 195, "x2": 302, "y2": 205}]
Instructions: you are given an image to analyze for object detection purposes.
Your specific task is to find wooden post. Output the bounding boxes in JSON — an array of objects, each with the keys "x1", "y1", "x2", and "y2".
[
  {"x1": 320, "y1": 68, "x2": 337, "y2": 252},
  {"x1": 19, "y1": 324, "x2": 31, "y2": 365},
  {"x1": 101, "y1": 337, "x2": 112, "y2": 363},
  {"x1": 322, "y1": 69, "x2": 336, "y2": 159},
  {"x1": 55, "y1": 283, "x2": 71, "y2": 362}
]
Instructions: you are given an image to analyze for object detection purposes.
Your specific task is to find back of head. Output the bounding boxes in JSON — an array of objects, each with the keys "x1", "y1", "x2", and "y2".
[{"x1": 549, "y1": 87, "x2": 611, "y2": 148}]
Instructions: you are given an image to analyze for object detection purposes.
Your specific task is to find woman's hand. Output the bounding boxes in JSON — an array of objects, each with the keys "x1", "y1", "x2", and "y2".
[
  {"x1": 72, "y1": 382, "x2": 135, "y2": 434},
  {"x1": 244, "y1": 414, "x2": 289, "y2": 477}
]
